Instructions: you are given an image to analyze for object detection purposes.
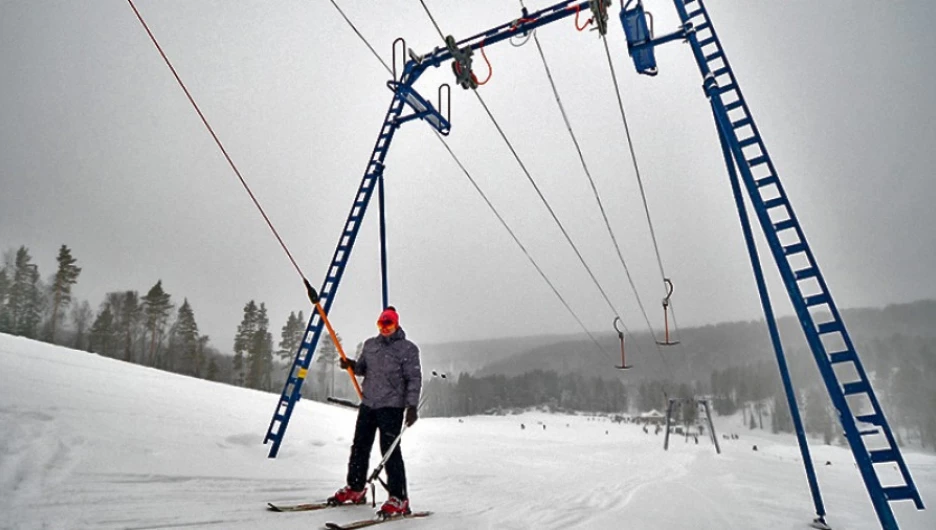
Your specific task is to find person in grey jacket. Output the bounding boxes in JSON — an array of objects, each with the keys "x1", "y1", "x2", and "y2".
[{"x1": 328, "y1": 306, "x2": 422, "y2": 517}]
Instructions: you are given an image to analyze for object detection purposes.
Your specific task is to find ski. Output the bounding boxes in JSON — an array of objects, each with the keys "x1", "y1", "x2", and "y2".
[
  {"x1": 324, "y1": 510, "x2": 432, "y2": 529},
  {"x1": 267, "y1": 501, "x2": 358, "y2": 512}
]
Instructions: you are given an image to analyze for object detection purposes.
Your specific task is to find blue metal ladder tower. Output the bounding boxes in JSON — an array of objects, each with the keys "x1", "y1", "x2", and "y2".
[{"x1": 622, "y1": 0, "x2": 924, "y2": 527}]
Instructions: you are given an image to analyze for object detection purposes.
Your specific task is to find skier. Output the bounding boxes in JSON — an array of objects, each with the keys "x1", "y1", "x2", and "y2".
[{"x1": 328, "y1": 306, "x2": 422, "y2": 517}]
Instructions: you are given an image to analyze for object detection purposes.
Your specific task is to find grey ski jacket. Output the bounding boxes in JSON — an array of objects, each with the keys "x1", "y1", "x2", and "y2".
[{"x1": 355, "y1": 327, "x2": 422, "y2": 409}]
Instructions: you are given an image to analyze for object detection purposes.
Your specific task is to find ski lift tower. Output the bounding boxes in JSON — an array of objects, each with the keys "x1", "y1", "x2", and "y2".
[
  {"x1": 619, "y1": 1, "x2": 923, "y2": 528},
  {"x1": 263, "y1": 1, "x2": 923, "y2": 528}
]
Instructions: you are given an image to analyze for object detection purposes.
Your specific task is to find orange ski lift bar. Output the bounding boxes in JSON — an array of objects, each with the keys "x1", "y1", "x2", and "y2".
[
  {"x1": 656, "y1": 278, "x2": 680, "y2": 346},
  {"x1": 613, "y1": 316, "x2": 632, "y2": 370},
  {"x1": 304, "y1": 279, "x2": 364, "y2": 400}
]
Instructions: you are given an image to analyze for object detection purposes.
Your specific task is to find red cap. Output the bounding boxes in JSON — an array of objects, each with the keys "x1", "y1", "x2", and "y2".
[{"x1": 378, "y1": 306, "x2": 399, "y2": 326}]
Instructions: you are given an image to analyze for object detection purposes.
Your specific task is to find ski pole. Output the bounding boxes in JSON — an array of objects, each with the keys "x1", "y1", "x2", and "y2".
[
  {"x1": 367, "y1": 395, "x2": 427, "y2": 485},
  {"x1": 366, "y1": 373, "x2": 445, "y2": 505},
  {"x1": 304, "y1": 279, "x2": 363, "y2": 400}
]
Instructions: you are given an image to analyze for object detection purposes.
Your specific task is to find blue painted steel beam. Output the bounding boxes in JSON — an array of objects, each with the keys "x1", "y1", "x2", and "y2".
[{"x1": 713, "y1": 101, "x2": 827, "y2": 521}]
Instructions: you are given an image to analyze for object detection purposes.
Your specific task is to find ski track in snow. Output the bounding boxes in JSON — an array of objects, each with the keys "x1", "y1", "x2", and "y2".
[{"x1": 2, "y1": 334, "x2": 935, "y2": 529}]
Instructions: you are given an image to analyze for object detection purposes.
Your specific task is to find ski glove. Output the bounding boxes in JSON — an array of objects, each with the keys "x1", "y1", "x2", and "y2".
[
  {"x1": 405, "y1": 406, "x2": 418, "y2": 427},
  {"x1": 339, "y1": 357, "x2": 356, "y2": 371}
]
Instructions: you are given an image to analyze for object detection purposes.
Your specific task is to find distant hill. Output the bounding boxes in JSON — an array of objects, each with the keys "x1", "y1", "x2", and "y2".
[
  {"x1": 418, "y1": 334, "x2": 574, "y2": 376},
  {"x1": 425, "y1": 299, "x2": 936, "y2": 383}
]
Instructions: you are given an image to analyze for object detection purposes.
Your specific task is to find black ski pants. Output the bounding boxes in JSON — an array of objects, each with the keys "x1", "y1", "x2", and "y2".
[{"x1": 347, "y1": 405, "x2": 407, "y2": 500}]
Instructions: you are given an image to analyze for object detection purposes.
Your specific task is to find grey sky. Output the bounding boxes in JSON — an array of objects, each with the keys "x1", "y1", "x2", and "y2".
[{"x1": 2, "y1": 0, "x2": 935, "y2": 353}]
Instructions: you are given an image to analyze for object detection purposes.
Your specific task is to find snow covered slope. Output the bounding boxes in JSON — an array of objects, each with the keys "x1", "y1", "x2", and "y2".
[{"x1": 1, "y1": 334, "x2": 934, "y2": 529}]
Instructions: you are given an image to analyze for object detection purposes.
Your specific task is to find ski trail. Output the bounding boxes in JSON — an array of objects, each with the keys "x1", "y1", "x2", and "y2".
[{"x1": 0, "y1": 406, "x2": 83, "y2": 516}]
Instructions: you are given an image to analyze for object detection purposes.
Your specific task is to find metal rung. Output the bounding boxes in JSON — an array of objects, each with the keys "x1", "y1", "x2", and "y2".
[
  {"x1": 337, "y1": 245, "x2": 350, "y2": 252},
  {"x1": 748, "y1": 155, "x2": 769, "y2": 167},
  {"x1": 725, "y1": 100, "x2": 743, "y2": 111},
  {"x1": 732, "y1": 117, "x2": 752, "y2": 129},
  {"x1": 829, "y1": 350, "x2": 855, "y2": 364},
  {"x1": 763, "y1": 197, "x2": 786, "y2": 210},
  {"x1": 843, "y1": 380, "x2": 870, "y2": 395},
  {"x1": 719, "y1": 83, "x2": 736, "y2": 94},
  {"x1": 698, "y1": 37, "x2": 716, "y2": 48},
  {"x1": 804, "y1": 293, "x2": 829, "y2": 306},
  {"x1": 773, "y1": 219, "x2": 796, "y2": 231},
  {"x1": 794, "y1": 267, "x2": 817, "y2": 280},
  {"x1": 756, "y1": 175, "x2": 778, "y2": 187},
  {"x1": 883, "y1": 486, "x2": 915, "y2": 501},
  {"x1": 856, "y1": 414, "x2": 882, "y2": 425},
  {"x1": 695, "y1": 23, "x2": 710, "y2": 32},
  {"x1": 817, "y1": 321, "x2": 842, "y2": 334},
  {"x1": 713, "y1": 67, "x2": 730, "y2": 78},
  {"x1": 870, "y1": 449, "x2": 898, "y2": 463},
  {"x1": 326, "y1": 275, "x2": 339, "y2": 283},
  {"x1": 687, "y1": 9, "x2": 704, "y2": 19},
  {"x1": 740, "y1": 136, "x2": 760, "y2": 148},
  {"x1": 705, "y1": 51, "x2": 723, "y2": 62},
  {"x1": 784, "y1": 242, "x2": 807, "y2": 256}
]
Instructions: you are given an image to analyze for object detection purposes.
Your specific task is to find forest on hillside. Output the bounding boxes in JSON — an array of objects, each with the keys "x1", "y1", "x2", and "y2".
[{"x1": 3, "y1": 243, "x2": 934, "y2": 449}]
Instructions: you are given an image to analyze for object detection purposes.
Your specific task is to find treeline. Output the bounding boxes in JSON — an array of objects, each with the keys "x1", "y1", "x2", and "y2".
[
  {"x1": 1, "y1": 244, "x2": 234, "y2": 381},
  {"x1": 0, "y1": 243, "x2": 356, "y2": 398},
  {"x1": 420, "y1": 369, "x2": 629, "y2": 417}
]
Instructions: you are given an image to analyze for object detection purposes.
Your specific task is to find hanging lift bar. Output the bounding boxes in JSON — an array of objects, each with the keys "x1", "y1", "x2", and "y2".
[
  {"x1": 613, "y1": 317, "x2": 631, "y2": 369},
  {"x1": 264, "y1": 0, "x2": 607, "y2": 459},
  {"x1": 656, "y1": 278, "x2": 679, "y2": 346}
]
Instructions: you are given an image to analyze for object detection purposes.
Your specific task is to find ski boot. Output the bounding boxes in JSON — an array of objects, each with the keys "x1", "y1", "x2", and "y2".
[
  {"x1": 328, "y1": 485, "x2": 367, "y2": 506},
  {"x1": 377, "y1": 496, "x2": 411, "y2": 518}
]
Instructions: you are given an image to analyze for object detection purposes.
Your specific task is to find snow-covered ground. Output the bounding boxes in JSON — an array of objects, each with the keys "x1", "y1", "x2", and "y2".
[{"x1": 1, "y1": 335, "x2": 934, "y2": 530}]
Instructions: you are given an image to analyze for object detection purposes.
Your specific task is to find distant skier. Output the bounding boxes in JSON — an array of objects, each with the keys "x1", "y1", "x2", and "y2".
[{"x1": 328, "y1": 306, "x2": 422, "y2": 517}]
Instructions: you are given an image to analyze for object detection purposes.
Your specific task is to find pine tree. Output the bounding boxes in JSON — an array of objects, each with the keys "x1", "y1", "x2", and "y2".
[
  {"x1": 115, "y1": 291, "x2": 142, "y2": 362},
  {"x1": 5, "y1": 247, "x2": 43, "y2": 338},
  {"x1": 70, "y1": 299, "x2": 93, "y2": 351},
  {"x1": 317, "y1": 333, "x2": 341, "y2": 398},
  {"x1": 142, "y1": 281, "x2": 173, "y2": 366},
  {"x1": 246, "y1": 303, "x2": 273, "y2": 390},
  {"x1": 46, "y1": 245, "x2": 81, "y2": 343},
  {"x1": 89, "y1": 305, "x2": 116, "y2": 355},
  {"x1": 172, "y1": 299, "x2": 200, "y2": 375},
  {"x1": 206, "y1": 356, "x2": 220, "y2": 381},
  {"x1": 233, "y1": 300, "x2": 258, "y2": 387},
  {"x1": 278, "y1": 310, "x2": 305, "y2": 362}
]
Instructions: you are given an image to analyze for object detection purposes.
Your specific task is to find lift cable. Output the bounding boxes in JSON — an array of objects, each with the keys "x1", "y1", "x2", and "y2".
[
  {"x1": 126, "y1": 0, "x2": 307, "y2": 284},
  {"x1": 599, "y1": 32, "x2": 684, "y2": 370},
  {"x1": 420, "y1": 0, "x2": 645, "y2": 364},
  {"x1": 327, "y1": 0, "x2": 391, "y2": 73},
  {"x1": 524, "y1": 5, "x2": 659, "y2": 354},
  {"x1": 329, "y1": 0, "x2": 613, "y2": 358},
  {"x1": 429, "y1": 127, "x2": 611, "y2": 356}
]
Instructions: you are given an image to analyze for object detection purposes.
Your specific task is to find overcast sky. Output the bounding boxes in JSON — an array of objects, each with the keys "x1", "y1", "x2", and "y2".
[{"x1": 2, "y1": 0, "x2": 935, "y2": 354}]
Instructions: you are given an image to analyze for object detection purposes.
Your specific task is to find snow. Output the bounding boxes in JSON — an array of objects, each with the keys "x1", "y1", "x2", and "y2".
[{"x1": 2, "y1": 335, "x2": 934, "y2": 530}]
